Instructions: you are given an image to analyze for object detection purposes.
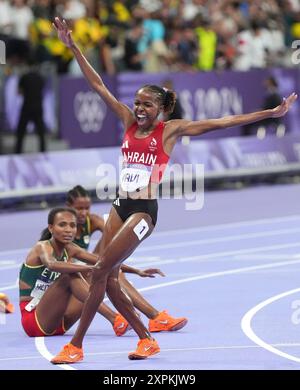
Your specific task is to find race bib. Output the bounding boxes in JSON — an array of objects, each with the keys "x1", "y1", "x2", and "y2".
[
  {"x1": 30, "y1": 279, "x2": 51, "y2": 300},
  {"x1": 83, "y1": 235, "x2": 90, "y2": 245},
  {"x1": 25, "y1": 297, "x2": 40, "y2": 312},
  {"x1": 120, "y1": 164, "x2": 152, "y2": 192},
  {"x1": 133, "y1": 218, "x2": 149, "y2": 240}
]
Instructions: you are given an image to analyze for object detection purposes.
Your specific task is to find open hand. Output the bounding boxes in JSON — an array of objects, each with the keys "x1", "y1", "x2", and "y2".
[
  {"x1": 272, "y1": 92, "x2": 298, "y2": 118},
  {"x1": 138, "y1": 268, "x2": 166, "y2": 278},
  {"x1": 52, "y1": 16, "x2": 74, "y2": 48}
]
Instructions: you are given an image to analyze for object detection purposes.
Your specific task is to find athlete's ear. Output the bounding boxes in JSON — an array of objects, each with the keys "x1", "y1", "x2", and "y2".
[
  {"x1": 48, "y1": 224, "x2": 53, "y2": 234},
  {"x1": 157, "y1": 105, "x2": 163, "y2": 118}
]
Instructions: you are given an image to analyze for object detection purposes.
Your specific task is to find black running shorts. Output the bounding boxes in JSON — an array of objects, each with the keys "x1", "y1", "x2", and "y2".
[{"x1": 112, "y1": 197, "x2": 158, "y2": 226}]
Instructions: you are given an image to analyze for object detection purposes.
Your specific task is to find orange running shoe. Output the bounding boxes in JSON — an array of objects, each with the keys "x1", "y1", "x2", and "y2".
[
  {"x1": 0, "y1": 293, "x2": 14, "y2": 313},
  {"x1": 113, "y1": 313, "x2": 132, "y2": 337},
  {"x1": 149, "y1": 310, "x2": 188, "y2": 332},
  {"x1": 128, "y1": 338, "x2": 160, "y2": 360},
  {"x1": 51, "y1": 343, "x2": 83, "y2": 364}
]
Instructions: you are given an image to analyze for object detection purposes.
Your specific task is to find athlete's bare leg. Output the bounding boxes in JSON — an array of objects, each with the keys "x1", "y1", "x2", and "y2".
[
  {"x1": 36, "y1": 272, "x2": 116, "y2": 333},
  {"x1": 62, "y1": 276, "x2": 118, "y2": 329},
  {"x1": 94, "y1": 216, "x2": 158, "y2": 319},
  {"x1": 35, "y1": 274, "x2": 73, "y2": 333},
  {"x1": 70, "y1": 208, "x2": 154, "y2": 348},
  {"x1": 105, "y1": 266, "x2": 144, "y2": 329},
  {"x1": 78, "y1": 272, "x2": 117, "y2": 325},
  {"x1": 119, "y1": 271, "x2": 159, "y2": 319}
]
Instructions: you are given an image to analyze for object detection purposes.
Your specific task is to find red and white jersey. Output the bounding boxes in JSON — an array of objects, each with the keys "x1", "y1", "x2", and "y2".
[{"x1": 120, "y1": 121, "x2": 170, "y2": 191}]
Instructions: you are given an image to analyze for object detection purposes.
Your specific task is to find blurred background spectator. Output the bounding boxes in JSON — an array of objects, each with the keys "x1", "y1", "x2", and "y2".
[
  {"x1": 1, "y1": 0, "x2": 299, "y2": 74},
  {"x1": 15, "y1": 58, "x2": 47, "y2": 153},
  {"x1": 1, "y1": 0, "x2": 300, "y2": 154},
  {"x1": 243, "y1": 75, "x2": 284, "y2": 137}
]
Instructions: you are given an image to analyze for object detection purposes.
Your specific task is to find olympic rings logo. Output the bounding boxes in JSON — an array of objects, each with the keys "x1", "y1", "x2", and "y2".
[{"x1": 74, "y1": 91, "x2": 107, "y2": 133}]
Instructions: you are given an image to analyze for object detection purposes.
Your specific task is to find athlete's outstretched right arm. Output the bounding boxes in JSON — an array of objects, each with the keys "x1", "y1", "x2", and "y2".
[
  {"x1": 53, "y1": 17, "x2": 134, "y2": 128},
  {"x1": 37, "y1": 243, "x2": 95, "y2": 274}
]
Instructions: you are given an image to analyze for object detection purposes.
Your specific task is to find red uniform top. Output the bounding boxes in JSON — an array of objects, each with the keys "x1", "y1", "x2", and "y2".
[{"x1": 120, "y1": 121, "x2": 170, "y2": 191}]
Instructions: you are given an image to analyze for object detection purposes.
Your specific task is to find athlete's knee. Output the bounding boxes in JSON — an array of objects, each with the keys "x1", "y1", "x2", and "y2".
[
  {"x1": 106, "y1": 276, "x2": 120, "y2": 293},
  {"x1": 56, "y1": 274, "x2": 71, "y2": 288},
  {"x1": 118, "y1": 269, "x2": 125, "y2": 282},
  {"x1": 92, "y1": 259, "x2": 111, "y2": 280}
]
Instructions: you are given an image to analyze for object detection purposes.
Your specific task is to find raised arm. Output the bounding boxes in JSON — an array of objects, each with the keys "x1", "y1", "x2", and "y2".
[
  {"x1": 174, "y1": 92, "x2": 297, "y2": 137},
  {"x1": 53, "y1": 17, "x2": 135, "y2": 128}
]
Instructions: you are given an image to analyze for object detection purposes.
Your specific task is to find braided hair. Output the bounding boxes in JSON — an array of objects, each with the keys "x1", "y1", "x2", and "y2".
[
  {"x1": 66, "y1": 185, "x2": 90, "y2": 205},
  {"x1": 139, "y1": 85, "x2": 177, "y2": 114}
]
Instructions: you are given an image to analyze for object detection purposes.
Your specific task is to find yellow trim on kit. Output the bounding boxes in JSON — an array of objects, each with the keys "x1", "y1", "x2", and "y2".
[
  {"x1": 23, "y1": 263, "x2": 44, "y2": 269},
  {"x1": 34, "y1": 310, "x2": 57, "y2": 336},
  {"x1": 87, "y1": 215, "x2": 91, "y2": 235},
  {"x1": 63, "y1": 249, "x2": 68, "y2": 261},
  {"x1": 61, "y1": 317, "x2": 67, "y2": 333}
]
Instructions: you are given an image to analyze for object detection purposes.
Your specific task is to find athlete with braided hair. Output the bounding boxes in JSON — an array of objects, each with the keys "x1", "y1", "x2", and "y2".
[{"x1": 52, "y1": 16, "x2": 297, "y2": 363}]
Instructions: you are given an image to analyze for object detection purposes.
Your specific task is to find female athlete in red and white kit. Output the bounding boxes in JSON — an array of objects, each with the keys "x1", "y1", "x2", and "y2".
[{"x1": 52, "y1": 17, "x2": 297, "y2": 363}]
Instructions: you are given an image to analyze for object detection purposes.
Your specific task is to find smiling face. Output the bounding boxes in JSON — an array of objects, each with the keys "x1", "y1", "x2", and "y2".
[
  {"x1": 69, "y1": 196, "x2": 91, "y2": 225},
  {"x1": 48, "y1": 211, "x2": 77, "y2": 244},
  {"x1": 134, "y1": 88, "x2": 162, "y2": 130}
]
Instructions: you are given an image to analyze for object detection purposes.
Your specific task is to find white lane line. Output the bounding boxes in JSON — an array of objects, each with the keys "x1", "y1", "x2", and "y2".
[
  {"x1": 0, "y1": 248, "x2": 30, "y2": 257},
  {"x1": 3, "y1": 241, "x2": 300, "y2": 292},
  {"x1": 136, "y1": 258, "x2": 300, "y2": 293},
  {"x1": 235, "y1": 254, "x2": 300, "y2": 260},
  {"x1": 4, "y1": 242, "x2": 300, "y2": 291},
  {"x1": 2, "y1": 214, "x2": 300, "y2": 257},
  {"x1": 134, "y1": 227, "x2": 300, "y2": 252},
  {"x1": 0, "y1": 355, "x2": 42, "y2": 362},
  {"x1": 35, "y1": 338, "x2": 75, "y2": 370},
  {"x1": 3, "y1": 342, "x2": 300, "y2": 362},
  {"x1": 241, "y1": 287, "x2": 300, "y2": 364},
  {"x1": 36, "y1": 257, "x2": 300, "y2": 369},
  {"x1": 0, "y1": 264, "x2": 23, "y2": 272},
  {"x1": 1, "y1": 278, "x2": 18, "y2": 291},
  {"x1": 0, "y1": 261, "x2": 16, "y2": 265},
  {"x1": 154, "y1": 214, "x2": 300, "y2": 237},
  {"x1": 132, "y1": 242, "x2": 300, "y2": 268},
  {"x1": 85, "y1": 342, "x2": 300, "y2": 356}
]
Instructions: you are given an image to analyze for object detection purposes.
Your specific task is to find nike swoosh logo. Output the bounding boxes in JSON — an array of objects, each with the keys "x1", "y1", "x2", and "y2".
[
  {"x1": 159, "y1": 320, "x2": 168, "y2": 324},
  {"x1": 144, "y1": 346, "x2": 152, "y2": 352},
  {"x1": 117, "y1": 322, "x2": 125, "y2": 329},
  {"x1": 69, "y1": 354, "x2": 80, "y2": 359}
]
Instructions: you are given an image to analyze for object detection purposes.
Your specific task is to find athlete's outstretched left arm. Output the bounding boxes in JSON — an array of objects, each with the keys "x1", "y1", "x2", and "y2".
[
  {"x1": 121, "y1": 264, "x2": 165, "y2": 278},
  {"x1": 175, "y1": 92, "x2": 297, "y2": 137}
]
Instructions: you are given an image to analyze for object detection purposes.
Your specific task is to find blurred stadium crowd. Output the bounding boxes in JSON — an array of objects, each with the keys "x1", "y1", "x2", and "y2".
[{"x1": 1, "y1": 0, "x2": 300, "y2": 74}]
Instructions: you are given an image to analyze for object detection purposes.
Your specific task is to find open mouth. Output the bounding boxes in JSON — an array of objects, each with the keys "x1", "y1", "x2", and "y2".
[{"x1": 136, "y1": 114, "x2": 147, "y2": 125}]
